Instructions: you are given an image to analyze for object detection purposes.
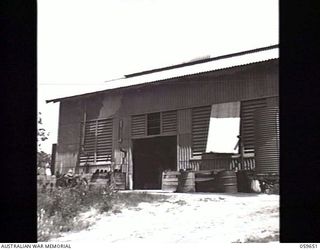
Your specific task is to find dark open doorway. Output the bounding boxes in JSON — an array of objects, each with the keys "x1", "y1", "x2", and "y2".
[{"x1": 133, "y1": 136, "x2": 177, "y2": 189}]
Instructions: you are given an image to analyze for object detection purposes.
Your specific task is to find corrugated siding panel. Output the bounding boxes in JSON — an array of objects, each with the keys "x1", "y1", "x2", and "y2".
[
  {"x1": 59, "y1": 100, "x2": 83, "y2": 126},
  {"x1": 119, "y1": 60, "x2": 278, "y2": 115},
  {"x1": 79, "y1": 118, "x2": 113, "y2": 165},
  {"x1": 131, "y1": 114, "x2": 146, "y2": 137},
  {"x1": 177, "y1": 109, "x2": 192, "y2": 170},
  {"x1": 266, "y1": 96, "x2": 279, "y2": 107},
  {"x1": 178, "y1": 133, "x2": 192, "y2": 170},
  {"x1": 192, "y1": 106, "x2": 211, "y2": 156},
  {"x1": 178, "y1": 109, "x2": 191, "y2": 134},
  {"x1": 240, "y1": 98, "x2": 267, "y2": 154},
  {"x1": 254, "y1": 107, "x2": 279, "y2": 174},
  {"x1": 162, "y1": 110, "x2": 177, "y2": 133}
]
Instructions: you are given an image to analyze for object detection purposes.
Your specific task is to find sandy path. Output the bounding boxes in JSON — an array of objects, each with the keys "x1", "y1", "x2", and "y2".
[{"x1": 52, "y1": 192, "x2": 279, "y2": 243}]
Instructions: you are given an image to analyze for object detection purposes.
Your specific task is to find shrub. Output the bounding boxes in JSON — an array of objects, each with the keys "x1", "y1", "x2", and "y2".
[
  {"x1": 37, "y1": 184, "x2": 116, "y2": 241},
  {"x1": 37, "y1": 186, "x2": 169, "y2": 241},
  {"x1": 270, "y1": 184, "x2": 279, "y2": 194}
]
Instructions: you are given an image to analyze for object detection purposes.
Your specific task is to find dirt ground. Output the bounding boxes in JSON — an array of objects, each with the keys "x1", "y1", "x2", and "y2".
[{"x1": 51, "y1": 191, "x2": 279, "y2": 243}]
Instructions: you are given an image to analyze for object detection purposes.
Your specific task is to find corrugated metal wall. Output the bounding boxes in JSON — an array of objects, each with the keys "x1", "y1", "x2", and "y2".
[
  {"x1": 56, "y1": 60, "x2": 278, "y2": 183},
  {"x1": 177, "y1": 109, "x2": 192, "y2": 170},
  {"x1": 240, "y1": 96, "x2": 279, "y2": 155},
  {"x1": 118, "y1": 60, "x2": 278, "y2": 116},
  {"x1": 254, "y1": 107, "x2": 279, "y2": 175},
  {"x1": 55, "y1": 99, "x2": 83, "y2": 174}
]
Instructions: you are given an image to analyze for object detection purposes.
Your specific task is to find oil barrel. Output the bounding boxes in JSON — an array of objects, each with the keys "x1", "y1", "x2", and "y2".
[
  {"x1": 217, "y1": 170, "x2": 238, "y2": 193},
  {"x1": 195, "y1": 170, "x2": 216, "y2": 192}
]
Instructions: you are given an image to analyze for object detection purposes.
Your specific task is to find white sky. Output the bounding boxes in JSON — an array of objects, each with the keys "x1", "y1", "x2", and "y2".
[{"x1": 38, "y1": 0, "x2": 279, "y2": 153}]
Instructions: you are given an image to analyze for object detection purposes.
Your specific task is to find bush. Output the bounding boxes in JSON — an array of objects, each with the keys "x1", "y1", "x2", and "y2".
[
  {"x1": 37, "y1": 184, "x2": 116, "y2": 241},
  {"x1": 270, "y1": 184, "x2": 279, "y2": 194},
  {"x1": 38, "y1": 186, "x2": 169, "y2": 241}
]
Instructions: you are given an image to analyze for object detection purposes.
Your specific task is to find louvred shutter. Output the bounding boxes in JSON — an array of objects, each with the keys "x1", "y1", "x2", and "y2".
[
  {"x1": 240, "y1": 98, "x2": 267, "y2": 154},
  {"x1": 192, "y1": 106, "x2": 211, "y2": 157},
  {"x1": 80, "y1": 118, "x2": 113, "y2": 165}
]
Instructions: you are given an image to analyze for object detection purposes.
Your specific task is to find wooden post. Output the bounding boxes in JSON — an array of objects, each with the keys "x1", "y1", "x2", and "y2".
[
  {"x1": 51, "y1": 143, "x2": 57, "y2": 175},
  {"x1": 76, "y1": 103, "x2": 87, "y2": 174}
]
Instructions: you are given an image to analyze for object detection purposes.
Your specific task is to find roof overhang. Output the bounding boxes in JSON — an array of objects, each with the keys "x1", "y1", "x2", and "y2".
[{"x1": 46, "y1": 45, "x2": 279, "y2": 103}]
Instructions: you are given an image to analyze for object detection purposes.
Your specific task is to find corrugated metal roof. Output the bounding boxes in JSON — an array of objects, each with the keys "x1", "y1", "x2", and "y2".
[{"x1": 47, "y1": 45, "x2": 278, "y2": 103}]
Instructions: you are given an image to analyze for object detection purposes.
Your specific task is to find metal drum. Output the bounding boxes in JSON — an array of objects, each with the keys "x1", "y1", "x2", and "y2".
[
  {"x1": 177, "y1": 171, "x2": 195, "y2": 193},
  {"x1": 254, "y1": 107, "x2": 279, "y2": 175},
  {"x1": 195, "y1": 170, "x2": 216, "y2": 192},
  {"x1": 217, "y1": 170, "x2": 238, "y2": 193}
]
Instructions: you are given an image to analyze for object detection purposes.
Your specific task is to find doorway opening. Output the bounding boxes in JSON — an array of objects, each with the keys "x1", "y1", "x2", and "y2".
[{"x1": 132, "y1": 136, "x2": 177, "y2": 189}]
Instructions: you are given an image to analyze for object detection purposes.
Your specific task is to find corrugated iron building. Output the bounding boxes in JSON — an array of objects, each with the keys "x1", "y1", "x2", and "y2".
[{"x1": 47, "y1": 45, "x2": 279, "y2": 189}]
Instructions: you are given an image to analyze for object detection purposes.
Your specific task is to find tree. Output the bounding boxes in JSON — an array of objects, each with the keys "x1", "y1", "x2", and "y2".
[
  {"x1": 37, "y1": 112, "x2": 51, "y2": 169},
  {"x1": 37, "y1": 112, "x2": 50, "y2": 149}
]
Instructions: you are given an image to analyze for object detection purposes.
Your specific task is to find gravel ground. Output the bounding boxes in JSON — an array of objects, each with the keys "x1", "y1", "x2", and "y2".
[{"x1": 51, "y1": 191, "x2": 279, "y2": 243}]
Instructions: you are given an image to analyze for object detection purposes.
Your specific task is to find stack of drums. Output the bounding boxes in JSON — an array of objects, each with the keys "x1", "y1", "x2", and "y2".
[
  {"x1": 113, "y1": 172, "x2": 126, "y2": 190},
  {"x1": 177, "y1": 171, "x2": 195, "y2": 193},
  {"x1": 195, "y1": 170, "x2": 216, "y2": 192},
  {"x1": 162, "y1": 171, "x2": 180, "y2": 192},
  {"x1": 217, "y1": 170, "x2": 238, "y2": 193}
]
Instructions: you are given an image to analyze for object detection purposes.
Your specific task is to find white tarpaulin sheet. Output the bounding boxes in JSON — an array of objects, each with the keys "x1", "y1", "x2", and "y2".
[{"x1": 206, "y1": 102, "x2": 240, "y2": 153}]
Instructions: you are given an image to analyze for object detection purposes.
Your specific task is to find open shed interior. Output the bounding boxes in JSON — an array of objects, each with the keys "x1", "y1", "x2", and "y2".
[{"x1": 132, "y1": 136, "x2": 177, "y2": 189}]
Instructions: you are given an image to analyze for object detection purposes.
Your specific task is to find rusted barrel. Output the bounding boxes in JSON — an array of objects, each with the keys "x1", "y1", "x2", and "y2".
[
  {"x1": 217, "y1": 170, "x2": 238, "y2": 193},
  {"x1": 113, "y1": 172, "x2": 126, "y2": 190},
  {"x1": 162, "y1": 171, "x2": 180, "y2": 192},
  {"x1": 177, "y1": 171, "x2": 195, "y2": 193}
]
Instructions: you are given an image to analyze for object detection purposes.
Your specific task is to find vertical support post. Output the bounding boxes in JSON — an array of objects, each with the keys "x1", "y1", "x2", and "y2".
[
  {"x1": 76, "y1": 102, "x2": 87, "y2": 174},
  {"x1": 118, "y1": 119, "x2": 123, "y2": 143},
  {"x1": 94, "y1": 120, "x2": 98, "y2": 163},
  {"x1": 51, "y1": 143, "x2": 57, "y2": 175}
]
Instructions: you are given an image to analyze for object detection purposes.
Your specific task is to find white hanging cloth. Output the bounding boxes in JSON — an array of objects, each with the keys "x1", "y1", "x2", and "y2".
[{"x1": 206, "y1": 101, "x2": 241, "y2": 153}]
